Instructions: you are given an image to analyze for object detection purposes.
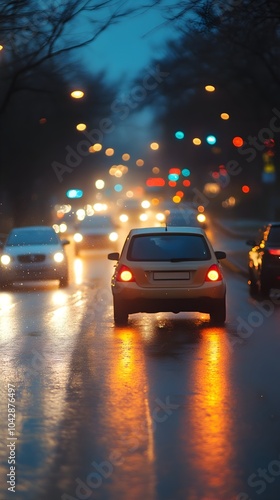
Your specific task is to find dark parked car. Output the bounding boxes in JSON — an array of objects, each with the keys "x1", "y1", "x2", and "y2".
[{"x1": 247, "y1": 222, "x2": 280, "y2": 296}]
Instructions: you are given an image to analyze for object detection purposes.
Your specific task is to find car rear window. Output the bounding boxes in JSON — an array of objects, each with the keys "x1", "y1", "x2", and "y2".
[
  {"x1": 127, "y1": 234, "x2": 211, "y2": 261},
  {"x1": 78, "y1": 216, "x2": 113, "y2": 228},
  {"x1": 267, "y1": 226, "x2": 280, "y2": 244}
]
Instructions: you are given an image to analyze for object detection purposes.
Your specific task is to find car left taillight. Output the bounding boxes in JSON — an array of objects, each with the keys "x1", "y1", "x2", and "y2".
[
  {"x1": 116, "y1": 265, "x2": 135, "y2": 282},
  {"x1": 205, "y1": 264, "x2": 223, "y2": 282},
  {"x1": 267, "y1": 248, "x2": 280, "y2": 256}
]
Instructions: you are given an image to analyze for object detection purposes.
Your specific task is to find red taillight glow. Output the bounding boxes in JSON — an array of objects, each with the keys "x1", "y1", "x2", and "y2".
[
  {"x1": 268, "y1": 249, "x2": 280, "y2": 256},
  {"x1": 116, "y1": 265, "x2": 135, "y2": 282},
  {"x1": 205, "y1": 264, "x2": 222, "y2": 282}
]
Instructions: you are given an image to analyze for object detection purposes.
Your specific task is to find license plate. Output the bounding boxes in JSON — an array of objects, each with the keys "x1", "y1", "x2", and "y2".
[{"x1": 153, "y1": 271, "x2": 190, "y2": 280}]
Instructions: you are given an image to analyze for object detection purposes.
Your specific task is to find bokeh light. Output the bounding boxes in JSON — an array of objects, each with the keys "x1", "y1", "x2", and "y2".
[
  {"x1": 70, "y1": 90, "x2": 84, "y2": 99},
  {"x1": 232, "y1": 136, "x2": 244, "y2": 147},
  {"x1": 205, "y1": 85, "x2": 215, "y2": 92},
  {"x1": 193, "y1": 138, "x2": 202, "y2": 145}
]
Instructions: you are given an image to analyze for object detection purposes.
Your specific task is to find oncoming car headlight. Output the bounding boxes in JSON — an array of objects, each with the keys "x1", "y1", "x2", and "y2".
[
  {"x1": 1, "y1": 254, "x2": 11, "y2": 265},
  {"x1": 59, "y1": 223, "x2": 67, "y2": 233},
  {"x1": 119, "y1": 214, "x2": 129, "y2": 223},
  {"x1": 74, "y1": 233, "x2": 83, "y2": 243},
  {"x1": 156, "y1": 212, "x2": 165, "y2": 222},
  {"x1": 197, "y1": 213, "x2": 206, "y2": 223},
  {"x1": 109, "y1": 232, "x2": 118, "y2": 242},
  {"x1": 53, "y1": 252, "x2": 64, "y2": 263}
]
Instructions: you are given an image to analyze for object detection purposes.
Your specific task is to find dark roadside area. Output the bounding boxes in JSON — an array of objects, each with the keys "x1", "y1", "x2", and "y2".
[{"x1": 212, "y1": 217, "x2": 267, "y2": 278}]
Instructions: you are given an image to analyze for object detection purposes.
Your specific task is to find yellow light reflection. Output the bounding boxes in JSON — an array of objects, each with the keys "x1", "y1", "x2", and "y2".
[
  {"x1": 187, "y1": 331, "x2": 235, "y2": 495},
  {"x1": 0, "y1": 293, "x2": 14, "y2": 314},
  {"x1": 102, "y1": 328, "x2": 156, "y2": 495},
  {"x1": 74, "y1": 258, "x2": 83, "y2": 285},
  {"x1": 52, "y1": 290, "x2": 68, "y2": 307}
]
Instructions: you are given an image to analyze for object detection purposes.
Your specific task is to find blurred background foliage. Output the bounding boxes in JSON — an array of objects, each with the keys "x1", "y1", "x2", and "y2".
[{"x1": 0, "y1": 0, "x2": 280, "y2": 228}]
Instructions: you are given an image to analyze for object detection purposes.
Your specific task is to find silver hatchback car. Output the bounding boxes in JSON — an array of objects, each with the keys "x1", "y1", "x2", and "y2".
[
  {"x1": 108, "y1": 226, "x2": 226, "y2": 326},
  {"x1": 0, "y1": 226, "x2": 70, "y2": 288}
]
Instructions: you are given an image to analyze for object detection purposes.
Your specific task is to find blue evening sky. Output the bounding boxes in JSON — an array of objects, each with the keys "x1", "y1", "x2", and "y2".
[{"x1": 81, "y1": 3, "x2": 178, "y2": 86}]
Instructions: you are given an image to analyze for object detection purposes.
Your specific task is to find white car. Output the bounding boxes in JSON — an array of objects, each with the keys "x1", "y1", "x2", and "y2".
[
  {"x1": 74, "y1": 215, "x2": 119, "y2": 255},
  {"x1": 0, "y1": 226, "x2": 70, "y2": 288},
  {"x1": 108, "y1": 226, "x2": 226, "y2": 326}
]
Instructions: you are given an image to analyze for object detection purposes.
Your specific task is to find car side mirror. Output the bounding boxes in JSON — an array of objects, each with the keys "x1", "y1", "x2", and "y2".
[
  {"x1": 61, "y1": 239, "x2": 70, "y2": 246},
  {"x1": 215, "y1": 251, "x2": 226, "y2": 260},
  {"x1": 108, "y1": 252, "x2": 119, "y2": 260}
]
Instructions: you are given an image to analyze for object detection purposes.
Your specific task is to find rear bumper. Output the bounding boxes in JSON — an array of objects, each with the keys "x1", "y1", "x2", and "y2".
[{"x1": 112, "y1": 282, "x2": 226, "y2": 314}]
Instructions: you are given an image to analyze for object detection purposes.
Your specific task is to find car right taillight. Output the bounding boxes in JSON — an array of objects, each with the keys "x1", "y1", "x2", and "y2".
[
  {"x1": 116, "y1": 265, "x2": 135, "y2": 282},
  {"x1": 205, "y1": 264, "x2": 223, "y2": 282}
]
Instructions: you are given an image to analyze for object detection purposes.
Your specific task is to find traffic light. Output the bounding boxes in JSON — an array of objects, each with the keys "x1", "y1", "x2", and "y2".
[
  {"x1": 66, "y1": 189, "x2": 83, "y2": 199},
  {"x1": 175, "y1": 131, "x2": 185, "y2": 139},
  {"x1": 206, "y1": 135, "x2": 217, "y2": 145}
]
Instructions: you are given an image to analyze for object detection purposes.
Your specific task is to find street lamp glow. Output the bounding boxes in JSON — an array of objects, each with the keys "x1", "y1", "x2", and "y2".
[
  {"x1": 0, "y1": 45, "x2": 3, "y2": 51},
  {"x1": 193, "y1": 137, "x2": 202, "y2": 145},
  {"x1": 122, "y1": 153, "x2": 130, "y2": 161},
  {"x1": 220, "y1": 113, "x2": 230, "y2": 120},
  {"x1": 70, "y1": 90, "x2": 84, "y2": 99},
  {"x1": 76, "y1": 123, "x2": 87, "y2": 131},
  {"x1": 150, "y1": 142, "x2": 159, "y2": 150},
  {"x1": 105, "y1": 148, "x2": 114, "y2": 156},
  {"x1": 95, "y1": 179, "x2": 105, "y2": 189},
  {"x1": 205, "y1": 85, "x2": 215, "y2": 92}
]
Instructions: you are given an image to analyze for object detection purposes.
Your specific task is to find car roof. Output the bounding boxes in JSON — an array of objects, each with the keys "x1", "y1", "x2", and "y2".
[
  {"x1": 10, "y1": 226, "x2": 55, "y2": 232},
  {"x1": 267, "y1": 222, "x2": 280, "y2": 227},
  {"x1": 128, "y1": 226, "x2": 206, "y2": 236}
]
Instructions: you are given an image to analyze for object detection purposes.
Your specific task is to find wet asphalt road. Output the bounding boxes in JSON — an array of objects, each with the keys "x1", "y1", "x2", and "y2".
[{"x1": 1, "y1": 223, "x2": 280, "y2": 500}]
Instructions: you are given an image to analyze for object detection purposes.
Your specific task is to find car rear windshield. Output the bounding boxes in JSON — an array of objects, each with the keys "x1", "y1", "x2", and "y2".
[
  {"x1": 268, "y1": 226, "x2": 280, "y2": 244},
  {"x1": 127, "y1": 234, "x2": 211, "y2": 261},
  {"x1": 78, "y1": 216, "x2": 113, "y2": 228},
  {"x1": 6, "y1": 229, "x2": 60, "y2": 246}
]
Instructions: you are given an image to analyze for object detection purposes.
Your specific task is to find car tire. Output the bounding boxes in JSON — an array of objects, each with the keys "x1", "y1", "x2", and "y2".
[
  {"x1": 260, "y1": 280, "x2": 270, "y2": 297},
  {"x1": 210, "y1": 297, "x2": 226, "y2": 325},
  {"x1": 248, "y1": 269, "x2": 258, "y2": 296},
  {"x1": 59, "y1": 275, "x2": 69, "y2": 288},
  {"x1": 113, "y1": 299, "x2": 128, "y2": 326}
]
